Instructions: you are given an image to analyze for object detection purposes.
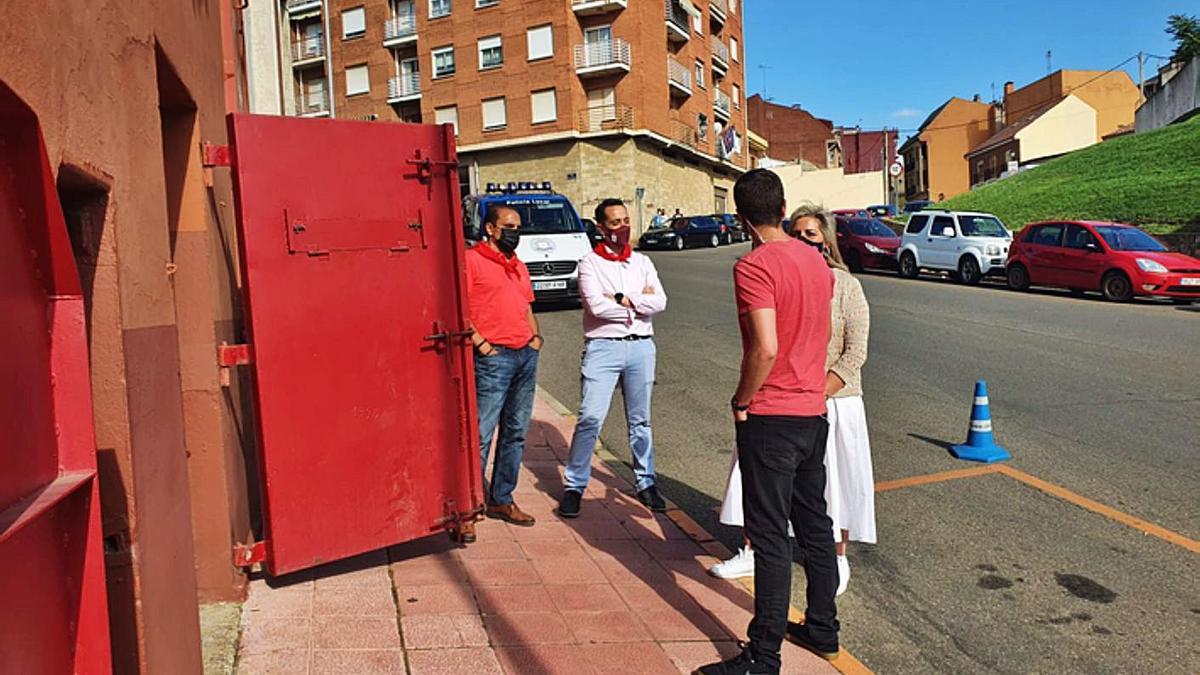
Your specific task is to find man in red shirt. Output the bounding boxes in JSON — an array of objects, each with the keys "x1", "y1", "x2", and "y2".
[
  {"x1": 699, "y1": 170, "x2": 839, "y2": 674},
  {"x1": 463, "y1": 206, "x2": 544, "y2": 542}
]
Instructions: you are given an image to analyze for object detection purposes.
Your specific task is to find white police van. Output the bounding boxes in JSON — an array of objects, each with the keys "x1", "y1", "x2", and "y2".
[{"x1": 463, "y1": 182, "x2": 591, "y2": 302}]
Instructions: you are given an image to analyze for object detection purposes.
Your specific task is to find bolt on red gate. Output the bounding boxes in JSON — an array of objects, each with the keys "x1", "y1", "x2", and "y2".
[
  {"x1": 223, "y1": 114, "x2": 482, "y2": 576},
  {"x1": 0, "y1": 84, "x2": 112, "y2": 674}
]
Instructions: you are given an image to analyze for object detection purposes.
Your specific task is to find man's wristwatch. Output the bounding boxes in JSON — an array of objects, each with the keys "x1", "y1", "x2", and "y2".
[
  {"x1": 614, "y1": 292, "x2": 625, "y2": 305},
  {"x1": 730, "y1": 396, "x2": 750, "y2": 412}
]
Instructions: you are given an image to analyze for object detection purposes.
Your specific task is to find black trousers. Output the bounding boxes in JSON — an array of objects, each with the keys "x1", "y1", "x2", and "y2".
[{"x1": 738, "y1": 413, "x2": 839, "y2": 669}]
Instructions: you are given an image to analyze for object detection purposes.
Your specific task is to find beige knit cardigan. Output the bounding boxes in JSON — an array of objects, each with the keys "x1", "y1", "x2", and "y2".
[{"x1": 825, "y1": 267, "x2": 870, "y2": 398}]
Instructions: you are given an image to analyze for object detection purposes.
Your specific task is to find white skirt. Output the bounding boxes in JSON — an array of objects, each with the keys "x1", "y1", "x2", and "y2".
[{"x1": 718, "y1": 396, "x2": 877, "y2": 544}]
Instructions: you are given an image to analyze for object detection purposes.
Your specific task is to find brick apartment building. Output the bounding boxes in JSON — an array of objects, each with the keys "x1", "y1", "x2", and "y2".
[
  {"x1": 244, "y1": 0, "x2": 750, "y2": 231},
  {"x1": 745, "y1": 94, "x2": 836, "y2": 167}
]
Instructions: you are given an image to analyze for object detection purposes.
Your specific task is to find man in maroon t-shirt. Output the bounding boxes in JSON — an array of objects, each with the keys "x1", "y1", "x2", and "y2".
[{"x1": 699, "y1": 170, "x2": 838, "y2": 675}]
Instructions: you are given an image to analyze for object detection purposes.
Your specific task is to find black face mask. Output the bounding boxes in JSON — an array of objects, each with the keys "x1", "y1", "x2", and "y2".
[
  {"x1": 800, "y1": 236, "x2": 825, "y2": 254},
  {"x1": 493, "y1": 227, "x2": 521, "y2": 255}
]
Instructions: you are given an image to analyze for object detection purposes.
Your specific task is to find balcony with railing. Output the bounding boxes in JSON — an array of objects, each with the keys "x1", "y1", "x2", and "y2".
[
  {"x1": 297, "y1": 85, "x2": 329, "y2": 117},
  {"x1": 572, "y1": 0, "x2": 627, "y2": 15},
  {"x1": 574, "y1": 39, "x2": 631, "y2": 77},
  {"x1": 286, "y1": 0, "x2": 322, "y2": 15},
  {"x1": 709, "y1": 0, "x2": 728, "y2": 26},
  {"x1": 667, "y1": 57, "x2": 692, "y2": 97},
  {"x1": 665, "y1": 0, "x2": 690, "y2": 43},
  {"x1": 670, "y1": 119, "x2": 698, "y2": 150},
  {"x1": 387, "y1": 73, "x2": 421, "y2": 103},
  {"x1": 710, "y1": 36, "x2": 729, "y2": 74},
  {"x1": 383, "y1": 13, "x2": 417, "y2": 47},
  {"x1": 291, "y1": 36, "x2": 325, "y2": 65},
  {"x1": 713, "y1": 89, "x2": 732, "y2": 121},
  {"x1": 576, "y1": 104, "x2": 634, "y2": 133}
]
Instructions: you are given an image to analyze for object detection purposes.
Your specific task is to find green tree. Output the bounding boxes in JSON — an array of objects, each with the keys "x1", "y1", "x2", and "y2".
[{"x1": 1166, "y1": 14, "x2": 1200, "y2": 63}]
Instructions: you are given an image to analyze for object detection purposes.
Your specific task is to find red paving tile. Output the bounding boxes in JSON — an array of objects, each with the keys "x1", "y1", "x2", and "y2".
[
  {"x1": 507, "y1": 520, "x2": 576, "y2": 542},
  {"x1": 564, "y1": 516, "x2": 636, "y2": 541},
  {"x1": 401, "y1": 614, "x2": 489, "y2": 649},
  {"x1": 238, "y1": 616, "x2": 312, "y2": 655},
  {"x1": 483, "y1": 611, "x2": 576, "y2": 645},
  {"x1": 408, "y1": 647, "x2": 505, "y2": 675},
  {"x1": 235, "y1": 649, "x2": 311, "y2": 674},
  {"x1": 590, "y1": 553, "x2": 676, "y2": 587},
  {"x1": 531, "y1": 553, "x2": 608, "y2": 585},
  {"x1": 562, "y1": 609, "x2": 651, "y2": 643},
  {"x1": 493, "y1": 645, "x2": 589, "y2": 675},
  {"x1": 313, "y1": 616, "x2": 403, "y2": 650},
  {"x1": 461, "y1": 558, "x2": 542, "y2": 586},
  {"x1": 580, "y1": 642, "x2": 681, "y2": 674},
  {"x1": 242, "y1": 582, "x2": 312, "y2": 618},
  {"x1": 310, "y1": 649, "x2": 406, "y2": 674},
  {"x1": 394, "y1": 583, "x2": 479, "y2": 616},
  {"x1": 518, "y1": 540, "x2": 589, "y2": 559},
  {"x1": 455, "y1": 539, "x2": 527, "y2": 562},
  {"x1": 313, "y1": 584, "x2": 400, "y2": 616},
  {"x1": 637, "y1": 606, "x2": 733, "y2": 642},
  {"x1": 544, "y1": 584, "x2": 627, "y2": 612},
  {"x1": 475, "y1": 585, "x2": 558, "y2": 615},
  {"x1": 659, "y1": 640, "x2": 743, "y2": 674}
]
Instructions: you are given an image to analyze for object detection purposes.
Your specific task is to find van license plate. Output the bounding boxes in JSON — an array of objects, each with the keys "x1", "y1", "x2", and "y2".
[
  {"x1": 533, "y1": 280, "x2": 567, "y2": 291},
  {"x1": 1182, "y1": 278, "x2": 1200, "y2": 286}
]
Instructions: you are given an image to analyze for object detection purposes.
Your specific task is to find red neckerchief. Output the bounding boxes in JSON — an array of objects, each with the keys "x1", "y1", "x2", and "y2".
[
  {"x1": 594, "y1": 242, "x2": 632, "y2": 262},
  {"x1": 474, "y1": 242, "x2": 521, "y2": 277}
]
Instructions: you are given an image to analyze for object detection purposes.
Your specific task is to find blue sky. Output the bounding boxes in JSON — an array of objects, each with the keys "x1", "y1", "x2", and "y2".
[{"x1": 742, "y1": 0, "x2": 1184, "y2": 140}]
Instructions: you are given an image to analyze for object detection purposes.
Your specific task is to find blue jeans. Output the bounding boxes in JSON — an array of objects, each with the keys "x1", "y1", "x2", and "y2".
[
  {"x1": 475, "y1": 346, "x2": 539, "y2": 505},
  {"x1": 565, "y1": 338, "x2": 657, "y2": 492}
]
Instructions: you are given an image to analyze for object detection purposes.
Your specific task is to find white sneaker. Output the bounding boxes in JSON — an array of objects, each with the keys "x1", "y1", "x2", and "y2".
[
  {"x1": 836, "y1": 555, "x2": 850, "y2": 596},
  {"x1": 709, "y1": 546, "x2": 755, "y2": 579}
]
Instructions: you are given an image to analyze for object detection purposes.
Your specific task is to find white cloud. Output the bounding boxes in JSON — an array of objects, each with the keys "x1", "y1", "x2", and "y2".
[{"x1": 891, "y1": 107, "x2": 922, "y2": 119}]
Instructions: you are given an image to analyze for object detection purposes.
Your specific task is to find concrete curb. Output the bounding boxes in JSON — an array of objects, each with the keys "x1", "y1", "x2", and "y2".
[{"x1": 534, "y1": 386, "x2": 873, "y2": 674}]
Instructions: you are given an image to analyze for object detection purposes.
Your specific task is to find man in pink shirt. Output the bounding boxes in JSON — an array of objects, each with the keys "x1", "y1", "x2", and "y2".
[
  {"x1": 699, "y1": 170, "x2": 838, "y2": 674},
  {"x1": 559, "y1": 199, "x2": 668, "y2": 518}
]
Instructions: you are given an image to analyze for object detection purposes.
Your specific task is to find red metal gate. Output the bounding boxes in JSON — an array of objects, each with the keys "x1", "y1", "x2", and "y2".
[
  {"x1": 0, "y1": 85, "x2": 112, "y2": 673},
  {"x1": 224, "y1": 114, "x2": 482, "y2": 576}
]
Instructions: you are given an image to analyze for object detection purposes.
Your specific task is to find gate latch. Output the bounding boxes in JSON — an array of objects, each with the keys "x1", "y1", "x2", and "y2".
[
  {"x1": 232, "y1": 540, "x2": 267, "y2": 568},
  {"x1": 218, "y1": 342, "x2": 254, "y2": 387},
  {"x1": 406, "y1": 149, "x2": 458, "y2": 184}
]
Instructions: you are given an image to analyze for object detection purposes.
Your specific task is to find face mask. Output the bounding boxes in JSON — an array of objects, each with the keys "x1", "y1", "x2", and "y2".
[
  {"x1": 605, "y1": 226, "x2": 631, "y2": 250},
  {"x1": 493, "y1": 227, "x2": 521, "y2": 255},
  {"x1": 745, "y1": 223, "x2": 764, "y2": 248},
  {"x1": 800, "y1": 236, "x2": 825, "y2": 253}
]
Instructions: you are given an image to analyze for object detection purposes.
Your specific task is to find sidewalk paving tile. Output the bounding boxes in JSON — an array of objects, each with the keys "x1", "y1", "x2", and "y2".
[
  {"x1": 234, "y1": 394, "x2": 839, "y2": 675},
  {"x1": 408, "y1": 647, "x2": 504, "y2": 675},
  {"x1": 311, "y1": 649, "x2": 406, "y2": 674}
]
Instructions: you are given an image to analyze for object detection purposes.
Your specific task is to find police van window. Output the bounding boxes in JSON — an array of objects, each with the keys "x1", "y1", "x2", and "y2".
[
  {"x1": 905, "y1": 215, "x2": 929, "y2": 234},
  {"x1": 508, "y1": 200, "x2": 578, "y2": 234}
]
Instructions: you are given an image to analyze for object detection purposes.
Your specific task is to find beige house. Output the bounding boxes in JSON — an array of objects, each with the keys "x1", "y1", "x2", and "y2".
[{"x1": 966, "y1": 94, "x2": 1097, "y2": 186}]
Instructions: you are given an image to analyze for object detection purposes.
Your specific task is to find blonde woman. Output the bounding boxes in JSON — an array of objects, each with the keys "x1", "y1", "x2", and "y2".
[{"x1": 710, "y1": 204, "x2": 876, "y2": 596}]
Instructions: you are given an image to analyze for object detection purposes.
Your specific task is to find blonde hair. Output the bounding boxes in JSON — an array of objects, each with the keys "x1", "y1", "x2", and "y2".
[{"x1": 788, "y1": 203, "x2": 847, "y2": 271}]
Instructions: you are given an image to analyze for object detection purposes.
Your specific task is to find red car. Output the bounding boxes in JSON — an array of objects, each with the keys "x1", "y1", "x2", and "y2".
[
  {"x1": 1006, "y1": 221, "x2": 1200, "y2": 304},
  {"x1": 834, "y1": 216, "x2": 902, "y2": 272}
]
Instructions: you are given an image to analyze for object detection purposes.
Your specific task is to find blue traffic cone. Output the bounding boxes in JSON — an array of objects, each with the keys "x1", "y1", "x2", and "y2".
[{"x1": 950, "y1": 380, "x2": 1011, "y2": 463}]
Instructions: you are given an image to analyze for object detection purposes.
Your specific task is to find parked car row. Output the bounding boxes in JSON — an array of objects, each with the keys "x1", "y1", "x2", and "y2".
[
  {"x1": 637, "y1": 214, "x2": 748, "y2": 251},
  {"x1": 836, "y1": 207, "x2": 1200, "y2": 305}
]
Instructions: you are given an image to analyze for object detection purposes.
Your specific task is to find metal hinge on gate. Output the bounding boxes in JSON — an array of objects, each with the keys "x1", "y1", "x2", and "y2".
[
  {"x1": 406, "y1": 149, "x2": 458, "y2": 184},
  {"x1": 233, "y1": 540, "x2": 267, "y2": 568},
  {"x1": 218, "y1": 342, "x2": 254, "y2": 387},
  {"x1": 202, "y1": 142, "x2": 232, "y2": 188}
]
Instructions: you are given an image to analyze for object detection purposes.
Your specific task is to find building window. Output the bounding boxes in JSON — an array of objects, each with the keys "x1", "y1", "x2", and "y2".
[
  {"x1": 527, "y1": 24, "x2": 553, "y2": 61},
  {"x1": 531, "y1": 88, "x2": 557, "y2": 124},
  {"x1": 342, "y1": 7, "x2": 366, "y2": 39},
  {"x1": 345, "y1": 64, "x2": 369, "y2": 96},
  {"x1": 430, "y1": 0, "x2": 451, "y2": 19},
  {"x1": 691, "y1": 9, "x2": 703, "y2": 34},
  {"x1": 432, "y1": 46, "x2": 455, "y2": 78},
  {"x1": 732, "y1": 84, "x2": 740, "y2": 109},
  {"x1": 435, "y1": 105, "x2": 459, "y2": 135},
  {"x1": 478, "y1": 35, "x2": 503, "y2": 70},
  {"x1": 482, "y1": 96, "x2": 507, "y2": 130},
  {"x1": 731, "y1": 37, "x2": 739, "y2": 62},
  {"x1": 475, "y1": 0, "x2": 498, "y2": 7},
  {"x1": 695, "y1": 60, "x2": 705, "y2": 89},
  {"x1": 729, "y1": 0, "x2": 737, "y2": 13}
]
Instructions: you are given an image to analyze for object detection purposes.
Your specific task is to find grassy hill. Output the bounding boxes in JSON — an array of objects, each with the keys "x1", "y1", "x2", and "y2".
[{"x1": 938, "y1": 115, "x2": 1200, "y2": 233}]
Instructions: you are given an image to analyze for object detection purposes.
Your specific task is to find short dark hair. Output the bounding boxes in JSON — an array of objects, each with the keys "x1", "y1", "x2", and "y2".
[
  {"x1": 594, "y1": 198, "x2": 625, "y2": 224},
  {"x1": 734, "y1": 169, "x2": 785, "y2": 227},
  {"x1": 484, "y1": 205, "x2": 517, "y2": 230}
]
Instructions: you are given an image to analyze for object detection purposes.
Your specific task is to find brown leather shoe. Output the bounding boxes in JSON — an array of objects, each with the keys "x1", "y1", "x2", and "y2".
[
  {"x1": 450, "y1": 519, "x2": 476, "y2": 543},
  {"x1": 485, "y1": 502, "x2": 536, "y2": 527}
]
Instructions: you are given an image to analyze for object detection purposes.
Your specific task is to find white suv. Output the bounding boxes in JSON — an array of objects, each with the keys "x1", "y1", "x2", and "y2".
[{"x1": 896, "y1": 210, "x2": 1013, "y2": 285}]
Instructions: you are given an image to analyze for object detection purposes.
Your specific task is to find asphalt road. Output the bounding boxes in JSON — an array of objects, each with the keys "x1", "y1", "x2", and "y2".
[{"x1": 533, "y1": 243, "x2": 1200, "y2": 674}]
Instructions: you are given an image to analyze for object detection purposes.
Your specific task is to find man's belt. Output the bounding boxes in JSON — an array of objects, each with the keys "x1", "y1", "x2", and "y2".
[{"x1": 591, "y1": 334, "x2": 653, "y2": 342}]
